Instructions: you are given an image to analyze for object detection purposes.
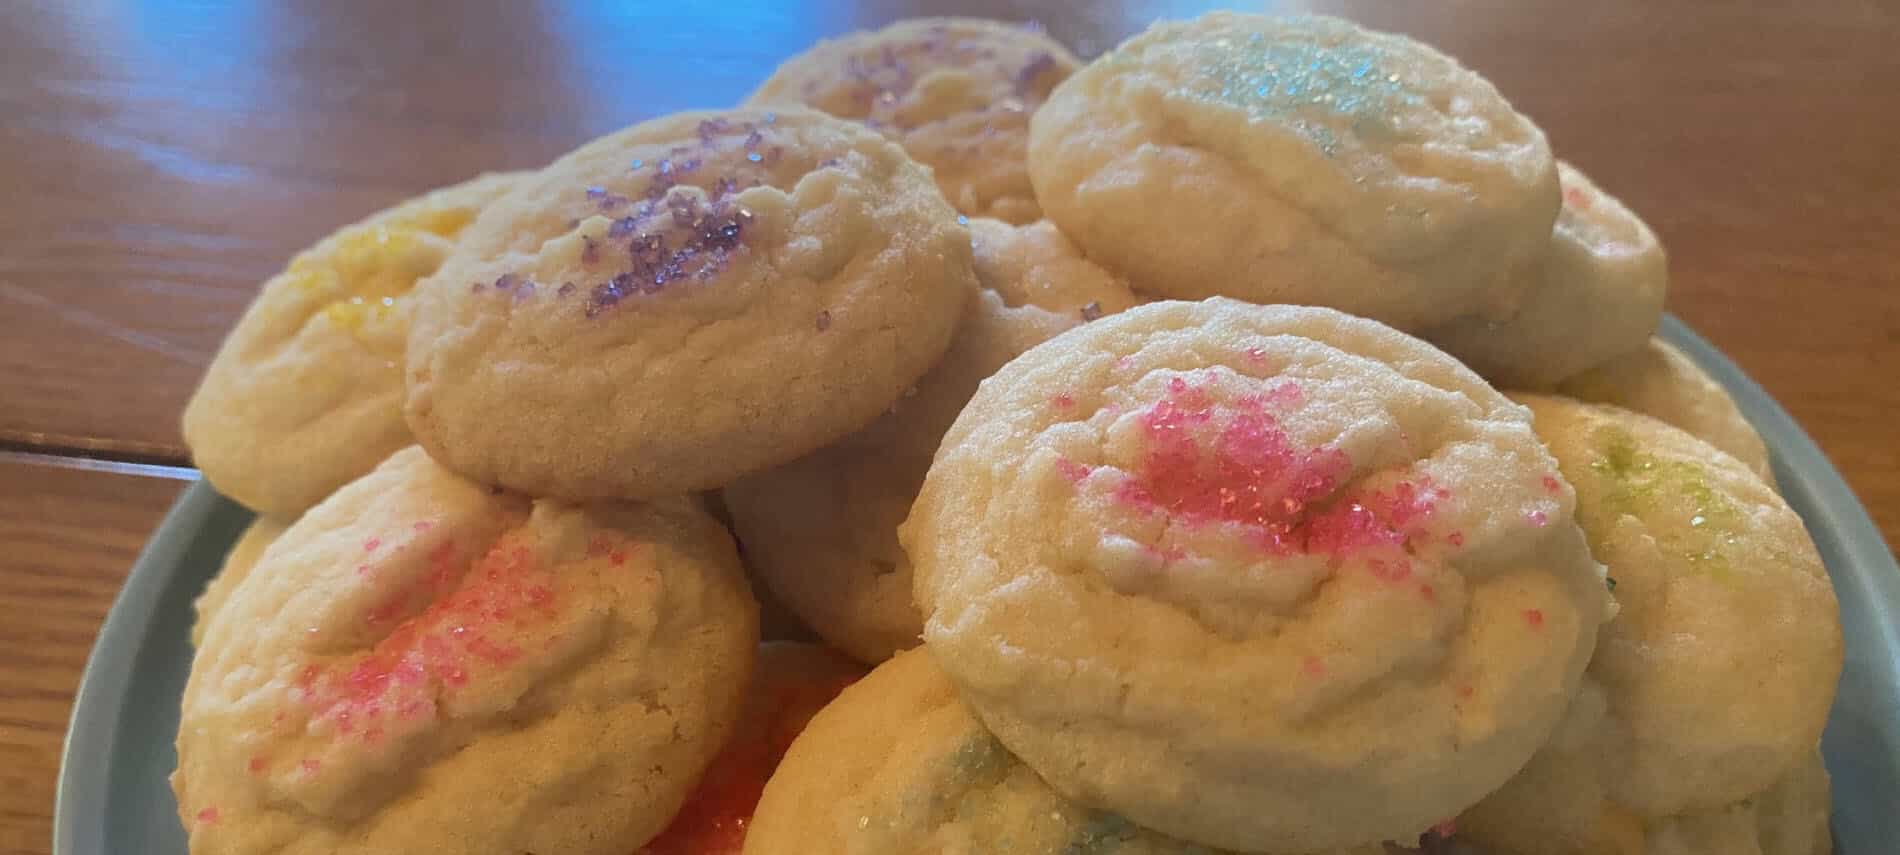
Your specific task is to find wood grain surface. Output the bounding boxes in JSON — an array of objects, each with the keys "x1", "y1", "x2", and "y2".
[
  {"x1": 0, "y1": 2, "x2": 1896, "y2": 852},
  {"x1": 0, "y1": 460, "x2": 185, "y2": 855}
]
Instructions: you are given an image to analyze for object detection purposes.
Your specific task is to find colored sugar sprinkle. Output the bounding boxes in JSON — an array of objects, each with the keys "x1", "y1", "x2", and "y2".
[
  {"x1": 293, "y1": 537, "x2": 560, "y2": 743},
  {"x1": 486, "y1": 272, "x2": 539, "y2": 302},
  {"x1": 586, "y1": 185, "x2": 630, "y2": 211},
  {"x1": 247, "y1": 754, "x2": 268, "y2": 774},
  {"x1": 1051, "y1": 393, "x2": 1076, "y2": 410},
  {"x1": 584, "y1": 200, "x2": 752, "y2": 317},
  {"x1": 1586, "y1": 426, "x2": 1743, "y2": 571},
  {"x1": 1109, "y1": 375, "x2": 1445, "y2": 559},
  {"x1": 1564, "y1": 186, "x2": 1592, "y2": 209},
  {"x1": 196, "y1": 807, "x2": 219, "y2": 825},
  {"x1": 1523, "y1": 608, "x2": 1545, "y2": 628},
  {"x1": 1543, "y1": 474, "x2": 1563, "y2": 494},
  {"x1": 1527, "y1": 509, "x2": 1549, "y2": 527},
  {"x1": 1055, "y1": 458, "x2": 1094, "y2": 483},
  {"x1": 1301, "y1": 655, "x2": 1326, "y2": 677},
  {"x1": 956, "y1": 214, "x2": 970, "y2": 226},
  {"x1": 1192, "y1": 31, "x2": 1421, "y2": 150}
]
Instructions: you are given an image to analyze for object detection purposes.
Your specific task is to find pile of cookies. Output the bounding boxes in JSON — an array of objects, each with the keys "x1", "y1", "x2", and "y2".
[{"x1": 172, "y1": 12, "x2": 1842, "y2": 855}]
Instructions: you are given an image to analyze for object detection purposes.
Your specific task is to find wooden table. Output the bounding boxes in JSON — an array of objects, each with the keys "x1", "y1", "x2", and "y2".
[{"x1": 2, "y1": 1, "x2": 1895, "y2": 852}]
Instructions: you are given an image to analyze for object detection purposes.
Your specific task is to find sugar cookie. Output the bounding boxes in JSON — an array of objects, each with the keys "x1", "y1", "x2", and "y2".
[
  {"x1": 745, "y1": 647, "x2": 1397, "y2": 855},
  {"x1": 1462, "y1": 689, "x2": 1831, "y2": 855},
  {"x1": 748, "y1": 18, "x2": 1080, "y2": 223},
  {"x1": 725, "y1": 217, "x2": 1136, "y2": 662},
  {"x1": 1557, "y1": 338, "x2": 1774, "y2": 485},
  {"x1": 1027, "y1": 13, "x2": 1558, "y2": 330},
  {"x1": 1498, "y1": 397, "x2": 1838, "y2": 815},
  {"x1": 174, "y1": 447, "x2": 757, "y2": 855},
  {"x1": 1425, "y1": 162, "x2": 1666, "y2": 388},
  {"x1": 405, "y1": 108, "x2": 973, "y2": 500},
  {"x1": 183, "y1": 172, "x2": 520, "y2": 516},
  {"x1": 190, "y1": 517, "x2": 289, "y2": 647},
  {"x1": 903, "y1": 299, "x2": 1611, "y2": 851}
]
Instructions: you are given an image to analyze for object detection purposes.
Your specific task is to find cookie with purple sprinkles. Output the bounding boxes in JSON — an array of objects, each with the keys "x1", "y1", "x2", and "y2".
[{"x1": 404, "y1": 108, "x2": 975, "y2": 500}]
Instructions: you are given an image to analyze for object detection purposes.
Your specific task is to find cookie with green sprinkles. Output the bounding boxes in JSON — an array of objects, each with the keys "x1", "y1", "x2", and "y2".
[
  {"x1": 1509, "y1": 395, "x2": 1840, "y2": 817},
  {"x1": 1556, "y1": 337, "x2": 1775, "y2": 487},
  {"x1": 1026, "y1": 13, "x2": 1558, "y2": 332}
]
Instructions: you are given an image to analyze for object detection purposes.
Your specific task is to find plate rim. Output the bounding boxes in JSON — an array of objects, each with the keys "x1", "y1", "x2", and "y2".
[{"x1": 54, "y1": 478, "x2": 227, "y2": 855}]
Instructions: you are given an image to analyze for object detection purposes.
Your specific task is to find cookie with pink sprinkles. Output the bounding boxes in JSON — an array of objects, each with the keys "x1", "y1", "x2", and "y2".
[
  {"x1": 902, "y1": 299, "x2": 1614, "y2": 853},
  {"x1": 405, "y1": 107, "x2": 973, "y2": 500},
  {"x1": 190, "y1": 516, "x2": 289, "y2": 647},
  {"x1": 174, "y1": 447, "x2": 758, "y2": 855}
]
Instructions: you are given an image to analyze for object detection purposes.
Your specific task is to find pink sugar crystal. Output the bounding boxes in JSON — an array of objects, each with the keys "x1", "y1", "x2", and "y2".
[
  {"x1": 1542, "y1": 474, "x2": 1562, "y2": 494},
  {"x1": 1523, "y1": 608, "x2": 1545, "y2": 628},
  {"x1": 1302, "y1": 656, "x2": 1326, "y2": 678},
  {"x1": 196, "y1": 807, "x2": 219, "y2": 825},
  {"x1": 1055, "y1": 458, "x2": 1093, "y2": 484},
  {"x1": 1264, "y1": 381, "x2": 1303, "y2": 407},
  {"x1": 295, "y1": 539, "x2": 561, "y2": 744},
  {"x1": 1108, "y1": 376, "x2": 1446, "y2": 561}
]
